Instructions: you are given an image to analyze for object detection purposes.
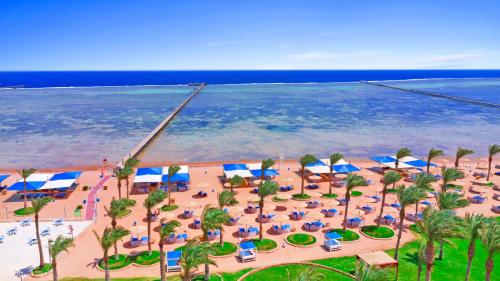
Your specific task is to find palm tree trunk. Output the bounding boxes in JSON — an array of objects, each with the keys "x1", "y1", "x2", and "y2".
[
  {"x1": 300, "y1": 167, "x2": 305, "y2": 195},
  {"x1": 485, "y1": 253, "x2": 493, "y2": 281},
  {"x1": 52, "y1": 259, "x2": 58, "y2": 281},
  {"x1": 167, "y1": 180, "x2": 172, "y2": 205},
  {"x1": 394, "y1": 209, "x2": 405, "y2": 260},
  {"x1": 417, "y1": 260, "x2": 423, "y2": 281},
  {"x1": 487, "y1": 158, "x2": 492, "y2": 181},
  {"x1": 464, "y1": 240, "x2": 475, "y2": 281},
  {"x1": 415, "y1": 202, "x2": 419, "y2": 218},
  {"x1": 377, "y1": 188, "x2": 386, "y2": 226},
  {"x1": 159, "y1": 241, "x2": 166, "y2": 281},
  {"x1": 147, "y1": 209, "x2": 152, "y2": 253},
  {"x1": 438, "y1": 240, "x2": 444, "y2": 260},
  {"x1": 125, "y1": 177, "x2": 130, "y2": 199},
  {"x1": 425, "y1": 242, "x2": 435, "y2": 281},
  {"x1": 35, "y1": 213, "x2": 45, "y2": 267},
  {"x1": 329, "y1": 171, "x2": 333, "y2": 194},
  {"x1": 111, "y1": 218, "x2": 118, "y2": 258},
  {"x1": 104, "y1": 251, "x2": 110, "y2": 281},
  {"x1": 342, "y1": 193, "x2": 350, "y2": 231},
  {"x1": 426, "y1": 163, "x2": 430, "y2": 174},
  {"x1": 454, "y1": 158, "x2": 459, "y2": 168},
  {"x1": 259, "y1": 199, "x2": 264, "y2": 240},
  {"x1": 204, "y1": 262, "x2": 210, "y2": 281},
  {"x1": 23, "y1": 180, "x2": 28, "y2": 209},
  {"x1": 219, "y1": 227, "x2": 224, "y2": 247},
  {"x1": 117, "y1": 179, "x2": 122, "y2": 199}
]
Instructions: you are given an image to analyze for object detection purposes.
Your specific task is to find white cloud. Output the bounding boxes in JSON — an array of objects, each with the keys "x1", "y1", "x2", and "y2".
[{"x1": 412, "y1": 53, "x2": 485, "y2": 68}]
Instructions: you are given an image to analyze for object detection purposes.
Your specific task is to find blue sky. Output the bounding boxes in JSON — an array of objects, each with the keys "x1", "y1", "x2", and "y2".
[{"x1": 1, "y1": 0, "x2": 499, "y2": 70}]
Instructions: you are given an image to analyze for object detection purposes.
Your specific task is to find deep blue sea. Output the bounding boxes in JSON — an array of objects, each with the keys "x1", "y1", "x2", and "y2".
[{"x1": 1, "y1": 70, "x2": 500, "y2": 88}]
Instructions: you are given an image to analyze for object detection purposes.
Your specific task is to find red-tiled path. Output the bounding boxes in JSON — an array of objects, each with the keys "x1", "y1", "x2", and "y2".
[{"x1": 85, "y1": 175, "x2": 110, "y2": 220}]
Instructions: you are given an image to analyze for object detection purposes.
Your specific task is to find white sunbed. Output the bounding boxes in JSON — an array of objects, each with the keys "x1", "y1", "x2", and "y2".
[{"x1": 324, "y1": 239, "x2": 342, "y2": 251}]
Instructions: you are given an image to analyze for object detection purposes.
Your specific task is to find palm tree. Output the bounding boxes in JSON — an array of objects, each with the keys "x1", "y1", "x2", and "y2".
[
  {"x1": 416, "y1": 237, "x2": 427, "y2": 281},
  {"x1": 413, "y1": 173, "x2": 434, "y2": 216},
  {"x1": 462, "y1": 213, "x2": 485, "y2": 281},
  {"x1": 49, "y1": 235, "x2": 74, "y2": 281},
  {"x1": 32, "y1": 197, "x2": 52, "y2": 268},
  {"x1": 158, "y1": 219, "x2": 181, "y2": 281},
  {"x1": 417, "y1": 208, "x2": 462, "y2": 281},
  {"x1": 435, "y1": 192, "x2": 468, "y2": 260},
  {"x1": 394, "y1": 185, "x2": 425, "y2": 260},
  {"x1": 328, "y1": 152, "x2": 344, "y2": 195},
  {"x1": 143, "y1": 190, "x2": 166, "y2": 253},
  {"x1": 103, "y1": 197, "x2": 135, "y2": 257},
  {"x1": 341, "y1": 174, "x2": 366, "y2": 231},
  {"x1": 18, "y1": 168, "x2": 36, "y2": 209},
  {"x1": 166, "y1": 164, "x2": 181, "y2": 206},
  {"x1": 201, "y1": 206, "x2": 230, "y2": 246},
  {"x1": 487, "y1": 144, "x2": 500, "y2": 181},
  {"x1": 259, "y1": 158, "x2": 275, "y2": 183},
  {"x1": 377, "y1": 171, "x2": 402, "y2": 226},
  {"x1": 395, "y1": 147, "x2": 412, "y2": 170},
  {"x1": 299, "y1": 154, "x2": 317, "y2": 196},
  {"x1": 115, "y1": 168, "x2": 129, "y2": 199},
  {"x1": 440, "y1": 166, "x2": 462, "y2": 192},
  {"x1": 218, "y1": 190, "x2": 238, "y2": 210},
  {"x1": 179, "y1": 239, "x2": 217, "y2": 281},
  {"x1": 426, "y1": 148, "x2": 444, "y2": 174},
  {"x1": 93, "y1": 226, "x2": 130, "y2": 281},
  {"x1": 258, "y1": 180, "x2": 279, "y2": 239},
  {"x1": 229, "y1": 175, "x2": 244, "y2": 193},
  {"x1": 479, "y1": 218, "x2": 500, "y2": 281},
  {"x1": 455, "y1": 147, "x2": 474, "y2": 168},
  {"x1": 354, "y1": 263, "x2": 391, "y2": 281},
  {"x1": 123, "y1": 158, "x2": 139, "y2": 199}
]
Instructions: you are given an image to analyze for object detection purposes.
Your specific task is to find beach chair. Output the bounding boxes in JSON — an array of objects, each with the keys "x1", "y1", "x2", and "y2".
[
  {"x1": 361, "y1": 205, "x2": 375, "y2": 214},
  {"x1": 177, "y1": 233, "x2": 188, "y2": 243},
  {"x1": 0, "y1": 235, "x2": 4, "y2": 243},
  {"x1": 307, "y1": 201, "x2": 320, "y2": 208},
  {"x1": 167, "y1": 234, "x2": 176, "y2": 243},
  {"x1": 53, "y1": 218, "x2": 64, "y2": 226},
  {"x1": 7, "y1": 227, "x2": 18, "y2": 236},
  {"x1": 183, "y1": 210, "x2": 193, "y2": 219},
  {"x1": 27, "y1": 238, "x2": 38, "y2": 246},
  {"x1": 41, "y1": 228, "x2": 51, "y2": 237},
  {"x1": 347, "y1": 217, "x2": 363, "y2": 227},
  {"x1": 381, "y1": 215, "x2": 396, "y2": 225},
  {"x1": 239, "y1": 241, "x2": 257, "y2": 262},
  {"x1": 166, "y1": 250, "x2": 182, "y2": 272},
  {"x1": 406, "y1": 213, "x2": 423, "y2": 222},
  {"x1": 20, "y1": 218, "x2": 32, "y2": 227},
  {"x1": 324, "y1": 232, "x2": 342, "y2": 251},
  {"x1": 470, "y1": 195, "x2": 486, "y2": 204},
  {"x1": 238, "y1": 228, "x2": 248, "y2": 238},
  {"x1": 130, "y1": 236, "x2": 140, "y2": 247},
  {"x1": 228, "y1": 217, "x2": 238, "y2": 226},
  {"x1": 492, "y1": 205, "x2": 500, "y2": 214},
  {"x1": 193, "y1": 219, "x2": 201, "y2": 229},
  {"x1": 390, "y1": 202, "x2": 401, "y2": 209},
  {"x1": 248, "y1": 227, "x2": 259, "y2": 237},
  {"x1": 281, "y1": 224, "x2": 291, "y2": 233},
  {"x1": 271, "y1": 225, "x2": 282, "y2": 234},
  {"x1": 140, "y1": 236, "x2": 149, "y2": 246}
]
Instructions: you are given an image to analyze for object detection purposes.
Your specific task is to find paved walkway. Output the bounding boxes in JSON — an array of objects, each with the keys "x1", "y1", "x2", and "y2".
[{"x1": 85, "y1": 175, "x2": 110, "y2": 220}]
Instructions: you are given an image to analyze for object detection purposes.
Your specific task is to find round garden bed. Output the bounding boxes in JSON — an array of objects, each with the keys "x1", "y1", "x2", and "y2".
[
  {"x1": 31, "y1": 264, "x2": 52, "y2": 276},
  {"x1": 210, "y1": 242, "x2": 238, "y2": 256},
  {"x1": 360, "y1": 225, "x2": 395, "y2": 239},
  {"x1": 292, "y1": 193, "x2": 311, "y2": 200},
  {"x1": 14, "y1": 207, "x2": 35, "y2": 216},
  {"x1": 134, "y1": 250, "x2": 160, "y2": 266},
  {"x1": 272, "y1": 196, "x2": 287, "y2": 203},
  {"x1": 240, "y1": 263, "x2": 354, "y2": 281},
  {"x1": 116, "y1": 208, "x2": 132, "y2": 219},
  {"x1": 329, "y1": 229, "x2": 360, "y2": 242},
  {"x1": 161, "y1": 204, "x2": 179, "y2": 211},
  {"x1": 248, "y1": 238, "x2": 278, "y2": 252},
  {"x1": 322, "y1": 193, "x2": 338, "y2": 199},
  {"x1": 97, "y1": 254, "x2": 132, "y2": 271},
  {"x1": 286, "y1": 233, "x2": 317, "y2": 247},
  {"x1": 350, "y1": 191, "x2": 363, "y2": 197}
]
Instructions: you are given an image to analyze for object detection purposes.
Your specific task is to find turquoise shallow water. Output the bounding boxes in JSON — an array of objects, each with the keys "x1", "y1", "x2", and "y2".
[
  {"x1": 0, "y1": 80, "x2": 499, "y2": 169},
  {"x1": 141, "y1": 81, "x2": 500, "y2": 163},
  {"x1": 0, "y1": 86, "x2": 191, "y2": 168}
]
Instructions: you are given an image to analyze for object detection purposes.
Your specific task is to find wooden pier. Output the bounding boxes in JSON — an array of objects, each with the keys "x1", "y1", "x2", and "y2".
[
  {"x1": 360, "y1": 81, "x2": 500, "y2": 109},
  {"x1": 122, "y1": 83, "x2": 206, "y2": 163}
]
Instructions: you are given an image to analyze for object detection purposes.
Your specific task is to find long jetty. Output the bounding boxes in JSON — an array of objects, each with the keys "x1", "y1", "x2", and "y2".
[
  {"x1": 360, "y1": 80, "x2": 500, "y2": 109},
  {"x1": 122, "y1": 83, "x2": 206, "y2": 163}
]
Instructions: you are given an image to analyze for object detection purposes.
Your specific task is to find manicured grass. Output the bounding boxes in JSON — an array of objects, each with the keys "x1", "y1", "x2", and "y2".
[
  {"x1": 386, "y1": 188, "x2": 398, "y2": 194},
  {"x1": 292, "y1": 193, "x2": 311, "y2": 200},
  {"x1": 322, "y1": 193, "x2": 338, "y2": 199},
  {"x1": 32, "y1": 263, "x2": 53, "y2": 275},
  {"x1": 134, "y1": 250, "x2": 160, "y2": 265},
  {"x1": 14, "y1": 207, "x2": 35, "y2": 216},
  {"x1": 116, "y1": 208, "x2": 132, "y2": 218},
  {"x1": 242, "y1": 264, "x2": 353, "y2": 281},
  {"x1": 286, "y1": 233, "x2": 317, "y2": 246},
  {"x1": 192, "y1": 274, "x2": 222, "y2": 281},
  {"x1": 329, "y1": 229, "x2": 360, "y2": 242},
  {"x1": 360, "y1": 225, "x2": 395, "y2": 239},
  {"x1": 272, "y1": 196, "x2": 287, "y2": 202},
  {"x1": 220, "y1": 268, "x2": 254, "y2": 281},
  {"x1": 409, "y1": 223, "x2": 421, "y2": 233},
  {"x1": 97, "y1": 254, "x2": 132, "y2": 270},
  {"x1": 350, "y1": 191, "x2": 363, "y2": 197},
  {"x1": 249, "y1": 238, "x2": 278, "y2": 251},
  {"x1": 61, "y1": 278, "x2": 162, "y2": 281},
  {"x1": 160, "y1": 204, "x2": 178, "y2": 211},
  {"x1": 211, "y1": 242, "x2": 238, "y2": 256}
]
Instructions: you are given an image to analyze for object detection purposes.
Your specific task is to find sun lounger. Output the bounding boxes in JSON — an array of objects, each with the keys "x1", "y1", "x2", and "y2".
[
  {"x1": 176, "y1": 233, "x2": 188, "y2": 242},
  {"x1": 130, "y1": 236, "x2": 140, "y2": 247},
  {"x1": 183, "y1": 210, "x2": 193, "y2": 219},
  {"x1": 166, "y1": 250, "x2": 182, "y2": 272},
  {"x1": 53, "y1": 218, "x2": 63, "y2": 226},
  {"x1": 239, "y1": 241, "x2": 257, "y2": 262},
  {"x1": 20, "y1": 218, "x2": 32, "y2": 227},
  {"x1": 347, "y1": 217, "x2": 363, "y2": 227},
  {"x1": 322, "y1": 208, "x2": 338, "y2": 217},
  {"x1": 0, "y1": 235, "x2": 4, "y2": 243},
  {"x1": 492, "y1": 206, "x2": 500, "y2": 214},
  {"x1": 390, "y1": 203, "x2": 401, "y2": 209},
  {"x1": 281, "y1": 224, "x2": 291, "y2": 233},
  {"x1": 197, "y1": 191, "x2": 208, "y2": 197},
  {"x1": 140, "y1": 236, "x2": 149, "y2": 246},
  {"x1": 361, "y1": 205, "x2": 375, "y2": 214},
  {"x1": 27, "y1": 238, "x2": 38, "y2": 246},
  {"x1": 41, "y1": 228, "x2": 51, "y2": 237},
  {"x1": 406, "y1": 213, "x2": 423, "y2": 222},
  {"x1": 470, "y1": 195, "x2": 486, "y2": 204},
  {"x1": 308, "y1": 201, "x2": 320, "y2": 208},
  {"x1": 7, "y1": 227, "x2": 18, "y2": 236},
  {"x1": 381, "y1": 215, "x2": 396, "y2": 225},
  {"x1": 324, "y1": 232, "x2": 343, "y2": 251}
]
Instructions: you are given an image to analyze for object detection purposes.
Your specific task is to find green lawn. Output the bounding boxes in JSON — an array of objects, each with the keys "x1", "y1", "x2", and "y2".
[
  {"x1": 350, "y1": 191, "x2": 363, "y2": 197},
  {"x1": 211, "y1": 242, "x2": 238, "y2": 256},
  {"x1": 272, "y1": 196, "x2": 287, "y2": 202},
  {"x1": 192, "y1": 274, "x2": 222, "y2": 281},
  {"x1": 360, "y1": 225, "x2": 395, "y2": 239},
  {"x1": 134, "y1": 251, "x2": 160, "y2": 265},
  {"x1": 160, "y1": 204, "x2": 179, "y2": 211},
  {"x1": 32, "y1": 263, "x2": 53, "y2": 275},
  {"x1": 292, "y1": 193, "x2": 311, "y2": 200},
  {"x1": 116, "y1": 208, "x2": 132, "y2": 218},
  {"x1": 249, "y1": 238, "x2": 278, "y2": 251},
  {"x1": 322, "y1": 193, "x2": 338, "y2": 199},
  {"x1": 242, "y1": 264, "x2": 353, "y2": 281},
  {"x1": 330, "y1": 229, "x2": 360, "y2": 241},
  {"x1": 286, "y1": 233, "x2": 317, "y2": 246},
  {"x1": 97, "y1": 254, "x2": 132, "y2": 270},
  {"x1": 14, "y1": 207, "x2": 35, "y2": 216}
]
